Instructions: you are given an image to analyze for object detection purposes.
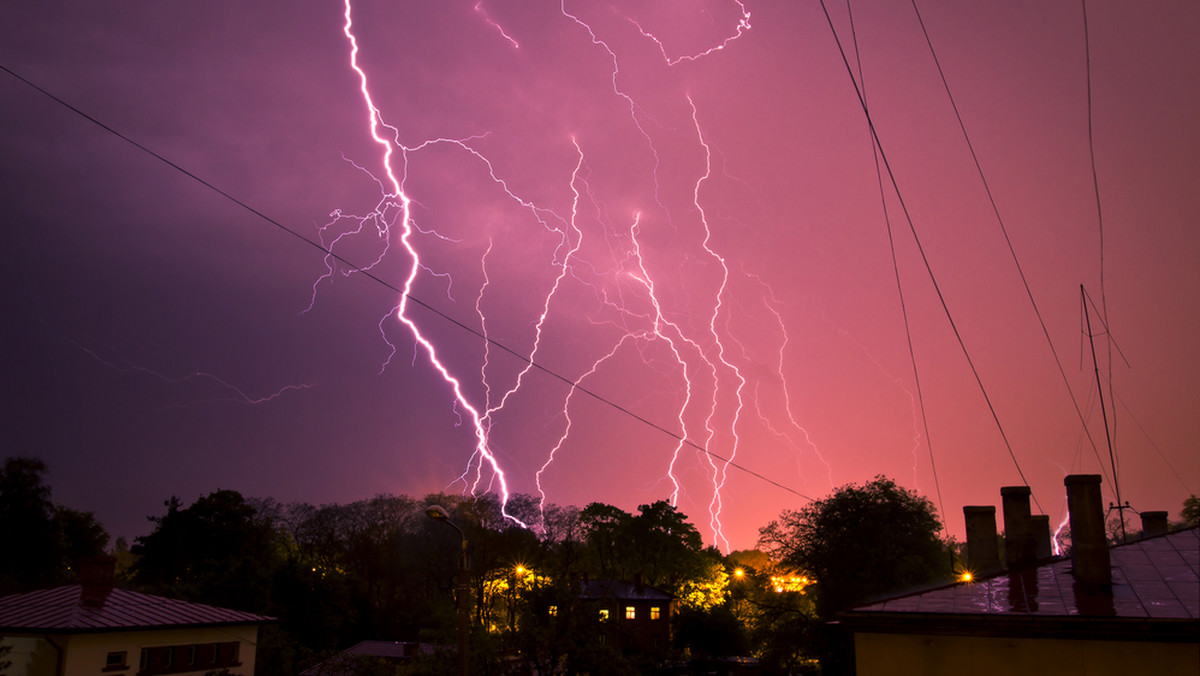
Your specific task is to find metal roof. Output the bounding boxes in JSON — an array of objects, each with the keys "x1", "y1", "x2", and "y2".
[
  {"x1": 579, "y1": 579, "x2": 674, "y2": 601},
  {"x1": 0, "y1": 585, "x2": 274, "y2": 633},
  {"x1": 840, "y1": 527, "x2": 1199, "y2": 641}
]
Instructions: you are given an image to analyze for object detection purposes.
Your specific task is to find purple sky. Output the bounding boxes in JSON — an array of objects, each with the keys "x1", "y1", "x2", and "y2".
[{"x1": 3, "y1": 0, "x2": 1197, "y2": 552}]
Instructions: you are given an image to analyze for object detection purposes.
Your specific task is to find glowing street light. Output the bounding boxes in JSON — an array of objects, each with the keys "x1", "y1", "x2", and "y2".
[{"x1": 426, "y1": 505, "x2": 469, "y2": 676}]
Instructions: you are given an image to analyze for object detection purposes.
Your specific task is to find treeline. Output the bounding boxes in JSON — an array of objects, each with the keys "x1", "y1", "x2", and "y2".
[{"x1": 3, "y1": 457, "x2": 967, "y2": 675}]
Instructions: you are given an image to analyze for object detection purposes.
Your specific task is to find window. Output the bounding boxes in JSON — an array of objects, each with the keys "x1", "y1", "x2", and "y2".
[
  {"x1": 624, "y1": 605, "x2": 636, "y2": 620},
  {"x1": 650, "y1": 606, "x2": 661, "y2": 620},
  {"x1": 103, "y1": 651, "x2": 128, "y2": 672},
  {"x1": 598, "y1": 609, "x2": 609, "y2": 621},
  {"x1": 548, "y1": 605, "x2": 558, "y2": 617},
  {"x1": 134, "y1": 642, "x2": 241, "y2": 675}
]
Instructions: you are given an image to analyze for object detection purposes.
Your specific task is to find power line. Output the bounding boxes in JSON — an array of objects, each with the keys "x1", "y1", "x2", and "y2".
[
  {"x1": 905, "y1": 0, "x2": 1116, "y2": 502},
  {"x1": 0, "y1": 62, "x2": 816, "y2": 504},
  {"x1": 815, "y1": 0, "x2": 1042, "y2": 512},
  {"x1": 843, "y1": 0, "x2": 947, "y2": 525}
]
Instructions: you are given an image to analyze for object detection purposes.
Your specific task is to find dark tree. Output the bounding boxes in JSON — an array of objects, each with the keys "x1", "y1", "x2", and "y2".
[
  {"x1": 1182, "y1": 495, "x2": 1199, "y2": 527},
  {"x1": 132, "y1": 489, "x2": 280, "y2": 611},
  {"x1": 0, "y1": 457, "x2": 59, "y2": 592},
  {"x1": 759, "y1": 475, "x2": 950, "y2": 616},
  {"x1": 0, "y1": 457, "x2": 109, "y2": 593}
]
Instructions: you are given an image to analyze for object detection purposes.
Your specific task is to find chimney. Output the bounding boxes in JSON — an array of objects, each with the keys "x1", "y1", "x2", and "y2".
[
  {"x1": 1064, "y1": 474, "x2": 1111, "y2": 586},
  {"x1": 79, "y1": 555, "x2": 116, "y2": 608},
  {"x1": 963, "y1": 506, "x2": 1002, "y2": 574},
  {"x1": 1140, "y1": 511, "x2": 1169, "y2": 538},
  {"x1": 1031, "y1": 515, "x2": 1052, "y2": 559},
  {"x1": 1000, "y1": 486, "x2": 1036, "y2": 569}
]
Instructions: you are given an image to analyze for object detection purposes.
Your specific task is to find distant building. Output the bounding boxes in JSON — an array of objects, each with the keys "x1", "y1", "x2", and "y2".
[
  {"x1": 579, "y1": 577, "x2": 676, "y2": 654},
  {"x1": 299, "y1": 640, "x2": 443, "y2": 676},
  {"x1": 0, "y1": 557, "x2": 272, "y2": 676},
  {"x1": 840, "y1": 476, "x2": 1200, "y2": 676}
]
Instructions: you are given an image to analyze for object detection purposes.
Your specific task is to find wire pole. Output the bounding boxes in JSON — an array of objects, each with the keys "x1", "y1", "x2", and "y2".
[{"x1": 1082, "y1": 285, "x2": 1126, "y2": 542}]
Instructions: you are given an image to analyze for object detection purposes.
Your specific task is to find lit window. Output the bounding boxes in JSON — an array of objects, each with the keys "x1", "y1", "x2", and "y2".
[
  {"x1": 625, "y1": 606, "x2": 636, "y2": 620},
  {"x1": 599, "y1": 609, "x2": 609, "y2": 621},
  {"x1": 650, "y1": 606, "x2": 661, "y2": 620},
  {"x1": 548, "y1": 605, "x2": 558, "y2": 617}
]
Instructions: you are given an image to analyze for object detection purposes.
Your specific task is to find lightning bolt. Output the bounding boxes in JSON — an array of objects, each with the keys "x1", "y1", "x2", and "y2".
[
  {"x1": 78, "y1": 345, "x2": 314, "y2": 407},
  {"x1": 321, "y1": 1, "x2": 834, "y2": 548}
]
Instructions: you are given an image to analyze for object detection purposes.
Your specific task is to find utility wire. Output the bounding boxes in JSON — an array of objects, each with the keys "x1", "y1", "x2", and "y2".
[
  {"x1": 815, "y1": 1, "x2": 1042, "y2": 513},
  {"x1": 0, "y1": 62, "x2": 815, "y2": 504},
  {"x1": 906, "y1": 0, "x2": 1114, "y2": 503},
  {"x1": 844, "y1": 0, "x2": 947, "y2": 525},
  {"x1": 1080, "y1": 0, "x2": 1121, "y2": 500}
]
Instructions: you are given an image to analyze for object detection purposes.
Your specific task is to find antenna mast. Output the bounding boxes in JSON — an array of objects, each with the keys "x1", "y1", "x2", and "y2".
[{"x1": 1081, "y1": 285, "x2": 1128, "y2": 542}]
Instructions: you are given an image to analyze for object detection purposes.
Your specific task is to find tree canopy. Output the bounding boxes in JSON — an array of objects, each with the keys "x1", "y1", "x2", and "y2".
[
  {"x1": 758, "y1": 475, "x2": 950, "y2": 616},
  {"x1": 0, "y1": 457, "x2": 108, "y2": 593}
]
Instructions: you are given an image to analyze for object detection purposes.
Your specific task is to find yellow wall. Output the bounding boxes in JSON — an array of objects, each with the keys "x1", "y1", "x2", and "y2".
[
  {"x1": 855, "y1": 632, "x2": 1199, "y2": 676},
  {"x1": 1, "y1": 625, "x2": 260, "y2": 676}
]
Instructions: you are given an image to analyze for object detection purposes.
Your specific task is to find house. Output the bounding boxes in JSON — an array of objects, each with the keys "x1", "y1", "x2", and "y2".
[
  {"x1": 839, "y1": 475, "x2": 1199, "y2": 676},
  {"x1": 299, "y1": 641, "x2": 443, "y2": 676},
  {"x1": 0, "y1": 557, "x2": 272, "y2": 676},
  {"x1": 578, "y1": 577, "x2": 675, "y2": 654}
]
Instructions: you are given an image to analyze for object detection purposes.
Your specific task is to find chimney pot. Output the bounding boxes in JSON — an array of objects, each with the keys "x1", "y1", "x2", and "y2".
[
  {"x1": 1140, "y1": 511, "x2": 1169, "y2": 538},
  {"x1": 79, "y1": 555, "x2": 116, "y2": 608},
  {"x1": 1000, "y1": 486, "x2": 1036, "y2": 569},
  {"x1": 963, "y1": 506, "x2": 1002, "y2": 575},
  {"x1": 1031, "y1": 515, "x2": 1052, "y2": 559},
  {"x1": 1064, "y1": 474, "x2": 1111, "y2": 587}
]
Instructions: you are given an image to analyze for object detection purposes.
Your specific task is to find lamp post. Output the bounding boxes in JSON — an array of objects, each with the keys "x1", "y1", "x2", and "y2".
[{"x1": 426, "y1": 505, "x2": 469, "y2": 676}]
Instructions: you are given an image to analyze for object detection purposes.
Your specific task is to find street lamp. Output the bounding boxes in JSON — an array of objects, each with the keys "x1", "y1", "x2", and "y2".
[{"x1": 426, "y1": 505, "x2": 469, "y2": 676}]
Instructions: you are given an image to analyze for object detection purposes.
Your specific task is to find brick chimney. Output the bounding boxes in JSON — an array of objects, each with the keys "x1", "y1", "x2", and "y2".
[
  {"x1": 1000, "y1": 486, "x2": 1036, "y2": 569},
  {"x1": 1064, "y1": 474, "x2": 1111, "y2": 587},
  {"x1": 1031, "y1": 514, "x2": 1052, "y2": 559},
  {"x1": 1140, "y1": 510, "x2": 1169, "y2": 538},
  {"x1": 79, "y1": 555, "x2": 116, "y2": 608},
  {"x1": 963, "y1": 506, "x2": 1002, "y2": 574}
]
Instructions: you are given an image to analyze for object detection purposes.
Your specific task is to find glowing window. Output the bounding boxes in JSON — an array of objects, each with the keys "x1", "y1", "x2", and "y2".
[
  {"x1": 625, "y1": 606, "x2": 636, "y2": 620},
  {"x1": 548, "y1": 605, "x2": 557, "y2": 617},
  {"x1": 599, "y1": 609, "x2": 609, "y2": 621},
  {"x1": 650, "y1": 606, "x2": 661, "y2": 620}
]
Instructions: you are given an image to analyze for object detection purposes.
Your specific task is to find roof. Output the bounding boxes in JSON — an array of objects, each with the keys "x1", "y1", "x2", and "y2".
[
  {"x1": 0, "y1": 585, "x2": 274, "y2": 633},
  {"x1": 579, "y1": 579, "x2": 674, "y2": 602},
  {"x1": 840, "y1": 527, "x2": 1199, "y2": 642},
  {"x1": 342, "y1": 641, "x2": 438, "y2": 659},
  {"x1": 299, "y1": 641, "x2": 442, "y2": 676}
]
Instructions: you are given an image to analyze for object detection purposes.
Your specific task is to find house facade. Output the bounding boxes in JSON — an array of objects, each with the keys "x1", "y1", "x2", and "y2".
[
  {"x1": 579, "y1": 578, "x2": 675, "y2": 654},
  {"x1": 0, "y1": 558, "x2": 272, "y2": 676}
]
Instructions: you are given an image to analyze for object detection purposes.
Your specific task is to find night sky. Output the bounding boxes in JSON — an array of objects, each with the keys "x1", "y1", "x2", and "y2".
[{"x1": 3, "y1": 0, "x2": 1197, "y2": 552}]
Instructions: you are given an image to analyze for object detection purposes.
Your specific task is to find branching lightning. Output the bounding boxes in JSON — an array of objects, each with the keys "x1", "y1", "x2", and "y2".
[
  {"x1": 79, "y1": 345, "x2": 314, "y2": 407},
  {"x1": 317, "y1": 0, "x2": 833, "y2": 547}
]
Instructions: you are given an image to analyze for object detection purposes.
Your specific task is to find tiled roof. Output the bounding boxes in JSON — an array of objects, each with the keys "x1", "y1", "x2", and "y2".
[
  {"x1": 0, "y1": 586, "x2": 274, "y2": 633},
  {"x1": 840, "y1": 527, "x2": 1199, "y2": 640},
  {"x1": 580, "y1": 579, "x2": 674, "y2": 601}
]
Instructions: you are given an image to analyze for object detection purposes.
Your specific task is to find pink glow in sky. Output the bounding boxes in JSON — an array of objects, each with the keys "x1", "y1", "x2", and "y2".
[{"x1": 2, "y1": 0, "x2": 1197, "y2": 551}]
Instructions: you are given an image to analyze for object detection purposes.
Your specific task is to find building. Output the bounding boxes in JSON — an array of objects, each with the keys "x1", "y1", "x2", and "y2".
[
  {"x1": 579, "y1": 577, "x2": 675, "y2": 654},
  {"x1": 0, "y1": 557, "x2": 272, "y2": 676},
  {"x1": 839, "y1": 475, "x2": 1199, "y2": 676},
  {"x1": 299, "y1": 641, "x2": 443, "y2": 676}
]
